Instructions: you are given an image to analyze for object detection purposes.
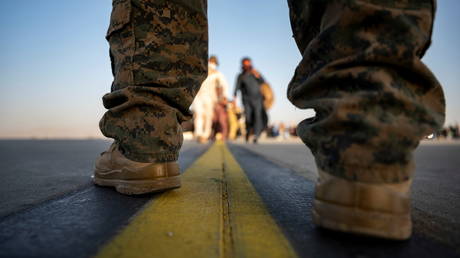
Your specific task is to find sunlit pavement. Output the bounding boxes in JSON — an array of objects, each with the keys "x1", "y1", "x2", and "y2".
[{"x1": 0, "y1": 139, "x2": 459, "y2": 257}]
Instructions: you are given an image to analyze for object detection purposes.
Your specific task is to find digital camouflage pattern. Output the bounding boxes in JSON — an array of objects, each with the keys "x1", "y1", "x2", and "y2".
[
  {"x1": 100, "y1": 0, "x2": 445, "y2": 183},
  {"x1": 287, "y1": 0, "x2": 445, "y2": 183},
  {"x1": 99, "y1": 0, "x2": 208, "y2": 162}
]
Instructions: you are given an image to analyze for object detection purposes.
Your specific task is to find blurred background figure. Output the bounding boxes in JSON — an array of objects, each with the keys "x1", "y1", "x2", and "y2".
[
  {"x1": 192, "y1": 55, "x2": 229, "y2": 143},
  {"x1": 227, "y1": 100, "x2": 241, "y2": 140},
  {"x1": 212, "y1": 86, "x2": 229, "y2": 141},
  {"x1": 434, "y1": 123, "x2": 459, "y2": 140},
  {"x1": 233, "y1": 57, "x2": 268, "y2": 144},
  {"x1": 288, "y1": 122, "x2": 297, "y2": 137},
  {"x1": 266, "y1": 123, "x2": 279, "y2": 138},
  {"x1": 278, "y1": 122, "x2": 288, "y2": 140},
  {"x1": 449, "y1": 124, "x2": 459, "y2": 139}
]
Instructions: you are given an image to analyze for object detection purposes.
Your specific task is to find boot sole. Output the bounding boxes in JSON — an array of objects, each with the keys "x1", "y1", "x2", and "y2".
[
  {"x1": 93, "y1": 175, "x2": 181, "y2": 195},
  {"x1": 312, "y1": 199, "x2": 412, "y2": 240}
]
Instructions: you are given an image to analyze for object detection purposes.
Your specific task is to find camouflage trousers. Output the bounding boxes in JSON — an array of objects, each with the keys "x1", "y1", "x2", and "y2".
[
  {"x1": 100, "y1": 0, "x2": 445, "y2": 184},
  {"x1": 100, "y1": 0, "x2": 208, "y2": 162}
]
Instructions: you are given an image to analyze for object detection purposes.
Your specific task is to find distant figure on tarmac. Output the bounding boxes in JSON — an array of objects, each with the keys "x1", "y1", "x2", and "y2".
[
  {"x1": 94, "y1": 0, "x2": 445, "y2": 241},
  {"x1": 211, "y1": 86, "x2": 229, "y2": 141},
  {"x1": 192, "y1": 55, "x2": 229, "y2": 143},
  {"x1": 227, "y1": 100, "x2": 241, "y2": 140},
  {"x1": 234, "y1": 57, "x2": 268, "y2": 144}
]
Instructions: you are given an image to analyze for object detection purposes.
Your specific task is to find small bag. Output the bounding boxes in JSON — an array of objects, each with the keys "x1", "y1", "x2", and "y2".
[{"x1": 260, "y1": 82, "x2": 274, "y2": 110}]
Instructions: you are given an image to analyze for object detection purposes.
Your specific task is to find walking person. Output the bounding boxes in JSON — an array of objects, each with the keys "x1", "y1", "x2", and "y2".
[
  {"x1": 94, "y1": 0, "x2": 445, "y2": 240},
  {"x1": 192, "y1": 55, "x2": 229, "y2": 143},
  {"x1": 233, "y1": 57, "x2": 268, "y2": 144}
]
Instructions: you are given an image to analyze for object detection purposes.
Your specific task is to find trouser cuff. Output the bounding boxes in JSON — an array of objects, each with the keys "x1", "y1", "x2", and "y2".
[
  {"x1": 314, "y1": 157, "x2": 415, "y2": 184},
  {"x1": 123, "y1": 151, "x2": 179, "y2": 163}
]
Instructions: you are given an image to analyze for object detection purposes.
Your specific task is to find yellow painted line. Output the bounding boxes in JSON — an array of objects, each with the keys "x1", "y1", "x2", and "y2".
[{"x1": 95, "y1": 141, "x2": 297, "y2": 258}]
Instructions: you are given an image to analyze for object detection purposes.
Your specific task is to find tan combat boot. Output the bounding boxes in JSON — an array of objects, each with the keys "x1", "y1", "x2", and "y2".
[
  {"x1": 93, "y1": 143, "x2": 181, "y2": 195},
  {"x1": 312, "y1": 170, "x2": 412, "y2": 240}
]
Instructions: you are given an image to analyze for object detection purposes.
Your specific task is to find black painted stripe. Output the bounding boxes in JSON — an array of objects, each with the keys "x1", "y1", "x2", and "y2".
[{"x1": 228, "y1": 143, "x2": 460, "y2": 258}]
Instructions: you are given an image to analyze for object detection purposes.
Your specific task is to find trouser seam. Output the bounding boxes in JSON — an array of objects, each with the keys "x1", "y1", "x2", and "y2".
[{"x1": 129, "y1": 0, "x2": 135, "y2": 86}]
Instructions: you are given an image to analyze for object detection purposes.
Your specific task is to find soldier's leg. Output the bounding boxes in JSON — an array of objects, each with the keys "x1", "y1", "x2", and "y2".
[
  {"x1": 287, "y1": 0, "x2": 445, "y2": 239},
  {"x1": 94, "y1": 0, "x2": 208, "y2": 194},
  {"x1": 100, "y1": 0, "x2": 207, "y2": 162}
]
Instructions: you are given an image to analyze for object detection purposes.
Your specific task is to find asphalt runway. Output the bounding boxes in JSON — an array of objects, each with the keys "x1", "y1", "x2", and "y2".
[
  {"x1": 229, "y1": 141, "x2": 460, "y2": 258},
  {"x1": 0, "y1": 139, "x2": 458, "y2": 257},
  {"x1": 232, "y1": 140, "x2": 460, "y2": 251},
  {"x1": 0, "y1": 140, "x2": 207, "y2": 218},
  {"x1": 0, "y1": 140, "x2": 209, "y2": 257}
]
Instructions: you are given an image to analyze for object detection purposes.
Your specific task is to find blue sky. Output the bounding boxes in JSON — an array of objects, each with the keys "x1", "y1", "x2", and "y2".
[{"x1": 0, "y1": 0, "x2": 459, "y2": 138}]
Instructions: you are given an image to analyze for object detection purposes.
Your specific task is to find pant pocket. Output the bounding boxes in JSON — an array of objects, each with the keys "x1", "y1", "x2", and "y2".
[{"x1": 106, "y1": 0, "x2": 132, "y2": 40}]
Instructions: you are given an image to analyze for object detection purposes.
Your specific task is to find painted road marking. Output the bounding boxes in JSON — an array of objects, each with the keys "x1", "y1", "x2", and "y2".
[{"x1": 95, "y1": 141, "x2": 296, "y2": 258}]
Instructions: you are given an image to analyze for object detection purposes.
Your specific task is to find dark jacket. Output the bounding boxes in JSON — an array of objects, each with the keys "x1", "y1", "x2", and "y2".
[{"x1": 234, "y1": 71, "x2": 265, "y2": 104}]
